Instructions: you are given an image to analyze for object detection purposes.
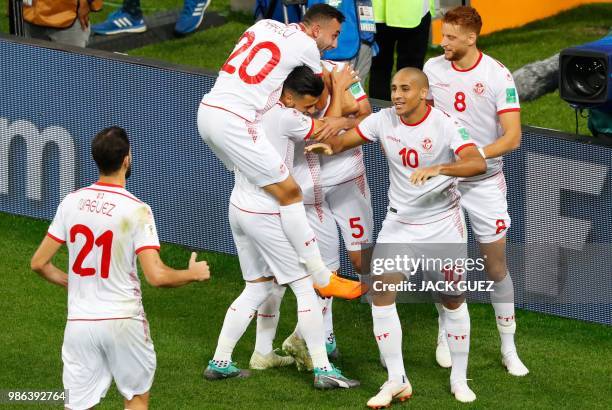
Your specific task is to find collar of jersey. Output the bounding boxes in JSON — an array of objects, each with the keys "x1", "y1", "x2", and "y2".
[
  {"x1": 451, "y1": 50, "x2": 483, "y2": 72},
  {"x1": 94, "y1": 182, "x2": 125, "y2": 189},
  {"x1": 400, "y1": 105, "x2": 431, "y2": 127}
]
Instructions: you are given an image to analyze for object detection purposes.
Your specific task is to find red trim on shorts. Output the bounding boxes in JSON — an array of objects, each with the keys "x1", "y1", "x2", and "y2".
[
  {"x1": 231, "y1": 203, "x2": 280, "y2": 216},
  {"x1": 497, "y1": 108, "x2": 521, "y2": 115},
  {"x1": 451, "y1": 51, "x2": 483, "y2": 72},
  {"x1": 356, "y1": 94, "x2": 368, "y2": 102},
  {"x1": 82, "y1": 188, "x2": 142, "y2": 204},
  {"x1": 200, "y1": 102, "x2": 252, "y2": 122},
  {"x1": 68, "y1": 317, "x2": 133, "y2": 321},
  {"x1": 355, "y1": 125, "x2": 372, "y2": 141},
  {"x1": 136, "y1": 245, "x2": 160, "y2": 255},
  {"x1": 304, "y1": 118, "x2": 315, "y2": 140},
  {"x1": 455, "y1": 143, "x2": 476, "y2": 155},
  {"x1": 94, "y1": 182, "x2": 124, "y2": 188},
  {"x1": 400, "y1": 105, "x2": 431, "y2": 127},
  {"x1": 46, "y1": 232, "x2": 65, "y2": 244}
]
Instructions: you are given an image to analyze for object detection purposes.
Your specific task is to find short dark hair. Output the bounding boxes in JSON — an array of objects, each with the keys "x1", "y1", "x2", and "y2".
[
  {"x1": 443, "y1": 6, "x2": 482, "y2": 36},
  {"x1": 91, "y1": 126, "x2": 130, "y2": 175},
  {"x1": 303, "y1": 3, "x2": 345, "y2": 25},
  {"x1": 283, "y1": 66, "x2": 324, "y2": 97}
]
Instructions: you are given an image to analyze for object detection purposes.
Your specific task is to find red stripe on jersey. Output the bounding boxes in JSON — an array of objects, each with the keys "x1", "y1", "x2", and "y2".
[
  {"x1": 231, "y1": 203, "x2": 280, "y2": 216},
  {"x1": 94, "y1": 182, "x2": 124, "y2": 188},
  {"x1": 400, "y1": 105, "x2": 431, "y2": 127},
  {"x1": 451, "y1": 51, "x2": 483, "y2": 72},
  {"x1": 497, "y1": 108, "x2": 521, "y2": 115},
  {"x1": 355, "y1": 125, "x2": 372, "y2": 141},
  {"x1": 136, "y1": 245, "x2": 160, "y2": 255},
  {"x1": 68, "y1": 317, "x2": 133, "y2": 321},
  {"x1": 455, "y1": 143, "x2": 477, "y2": 155},
  {"x1": 304, "y1": 118, "x2": 315, "y2": 140},
  {"x1": 47, "y1": 232, "x2": 65, "y2": 244},
  {"x1": 82, "y1": 188, "x2": 142, "y2": 204},
  {"x1": 200, "y1": 102, "x2": 251, "y2": 122},
  {"x1": 356, "y1": 94, "x2": 368, "y2": 102}
]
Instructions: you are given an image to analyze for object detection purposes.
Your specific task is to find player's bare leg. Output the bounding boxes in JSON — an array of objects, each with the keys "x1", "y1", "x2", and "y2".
[
  {"x1": 124, "y1": 392, "x2": 149, "y2": 410},
  {"x1": 263, "y1": 177, "x2": 366, "y2": 300},
  {"x1": 439, "y1": 294, "x2": 476, "y2": 403},
  {"x1": 480, "y1": 237, "x2": 529, "y2": 376},
  {"x1": 367, "y1": 272, "x2": 412, "y2": 409}
]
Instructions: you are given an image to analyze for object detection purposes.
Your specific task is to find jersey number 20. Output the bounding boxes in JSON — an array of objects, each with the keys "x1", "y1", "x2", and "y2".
[
  {"x1": 221, "y1": 31, "x2": 281, "y2": 85},
  {"x1": 70, "y1": 224, "x2": 113, "y2": 278}
]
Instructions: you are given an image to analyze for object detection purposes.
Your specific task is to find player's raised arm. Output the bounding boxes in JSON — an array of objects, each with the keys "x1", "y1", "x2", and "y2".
[
  {"x1": 479, "y1": 110, "x2": 521, "y2": 159},
  {"x1": 138, "y1": 250, "x2": 210, "y2": 288},
  {"x1": 31, "y1": 236, "x2": 68, "y2": 288}
]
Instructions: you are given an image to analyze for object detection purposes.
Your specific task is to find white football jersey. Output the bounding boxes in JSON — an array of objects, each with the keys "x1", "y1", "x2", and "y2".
[
  {"x1": 357, "y1": 106, "x2": 477, "y2": 223},
  {"x1": 317, "y1": 60, "x2": 368, "y2": 186},
  {"x1": 47, "y1": 182, "x2": 160, "y2": 320},
  {"x1": 424, "y1": 52, "x2": 520, "y2": 178},
  {"x1": 202, "y1": 20, "x2": 323, "y2": 123},
  {"x1": 230, "y1": 103, "x2": 316, "y2": 213}
]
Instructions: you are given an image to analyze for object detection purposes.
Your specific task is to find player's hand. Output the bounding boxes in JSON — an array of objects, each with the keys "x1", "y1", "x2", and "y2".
[
  {"x1": 320, "y1": 117, "x2": 348, "y2": 137},
  {"x1": 332, "y1": 65, "x2": 359, "y2": 91},
  {"x1": 410, "y1": 165, "x2": 442, "y2": 185},
  {"x1": 305, "y1": 143, "x2": 333, "y2": 156},
  {"x1": 313, "y1": 121, "x2": 337, "y2": 142},
  {"x1": 77, "y1": 0, "x2": 91, "y2": 30},
  {"x1": 189, "y1": 252, "x2": 210, "y2": 281}
]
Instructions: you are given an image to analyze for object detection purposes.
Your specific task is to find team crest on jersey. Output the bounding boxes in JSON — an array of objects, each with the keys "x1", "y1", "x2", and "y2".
[
  {"x1": 421, "y1": 137, "x2": 433, "y2": 152},
  {"x1": 473, "y1": 82, "x2": 485, "y2": 95}
]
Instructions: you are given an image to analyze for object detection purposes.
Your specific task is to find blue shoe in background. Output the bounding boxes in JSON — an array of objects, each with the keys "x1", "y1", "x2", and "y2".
[
  {"x1": 174, "y1": 0, "x2": 211, "y2": 35},
  {"x1": 92, "y1": 9, "x2": 147, "y2": 36}
]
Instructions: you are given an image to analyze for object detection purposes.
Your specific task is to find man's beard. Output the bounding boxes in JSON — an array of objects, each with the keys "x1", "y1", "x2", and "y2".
[{"x1": 445, "y1": 48, "x2": 466, "y2": 62}]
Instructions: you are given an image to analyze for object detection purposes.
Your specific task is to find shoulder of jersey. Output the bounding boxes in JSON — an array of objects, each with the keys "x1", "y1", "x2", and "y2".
[{"x1": 424, "y1": 55, "x2": 447, "y2": 71}]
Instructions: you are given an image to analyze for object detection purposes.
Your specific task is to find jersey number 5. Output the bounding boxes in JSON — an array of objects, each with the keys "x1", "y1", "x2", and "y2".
[
  {"x1": 70, "y1": 225, "x2": 113, "y2": 278},
  {"x1": 221, "y1": 31, "x2": 281, "y2": 85}
]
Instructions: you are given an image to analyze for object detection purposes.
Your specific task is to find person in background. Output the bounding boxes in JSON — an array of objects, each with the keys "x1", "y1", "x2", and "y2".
[
  {"x1": 92, "y1": 0, "x2": 211, "y2": 36},
  {"x1": 369, "y1": 0, "x2": 434, "y2": 100},
  {"x1": 22, "y1": 0, "x2": 102, "y2": 48}
]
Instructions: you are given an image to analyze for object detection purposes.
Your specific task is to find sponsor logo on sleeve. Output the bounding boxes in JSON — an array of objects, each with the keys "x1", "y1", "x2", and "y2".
[
  {"x1": 506, "y1": 88, "x2": 517, "y2": 103},
  {"x1": 458, "y1": 128, "x2": 470, "y2": 141}
]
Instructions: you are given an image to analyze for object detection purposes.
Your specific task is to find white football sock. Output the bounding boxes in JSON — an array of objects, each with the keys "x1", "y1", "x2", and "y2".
[
  {"x1": 372, "y1": 303, "x2": 405, "y2": 382},
  {"x1": 435, "y1": 302, "x2": 446, "y2": 335},
  {"x1": 491, "y1": 272, "x2": 517, "y2": 356},
  {"x1": 255, "y1": 281, "x2": 286, "y2": 355},
  {"x1": 289, "y1": 276, "x2": 330, "y2": 370},
  {"x1": 279, "y1": 202, "x2": 330, "y2": 287},
  {"x1": 322, "y1": 296, "x2": 335, "y2": 345},
  {"x1": 444, "y1": 303, "x2": 471, "y2": 385},
  {"x1": 213, "y1": 281, "x2": 272, "y2": 363}
]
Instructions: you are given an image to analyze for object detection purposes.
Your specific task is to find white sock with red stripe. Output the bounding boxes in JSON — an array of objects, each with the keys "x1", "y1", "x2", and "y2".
[
  {"x1": 372, "y1": 303, "x2": 405, "y2": 382},
  {"x1": 213, "y1": 281, "x2": 272, "y2": 363},
  {"x1": 279, "y1": 202, "x2": 330, "y2": 287},
  {"x1": 444, "y1": 303, "x2": 471, "y2": 385},
  {"x1": 491, "y1": 273, "x2": 517, "y2": 356},
  {"x1": 289, "y1": 276, "x2": 330, "y2": 370},
  {"x1": 255, "y1": 282, "x2": 286, "y2": 355}
]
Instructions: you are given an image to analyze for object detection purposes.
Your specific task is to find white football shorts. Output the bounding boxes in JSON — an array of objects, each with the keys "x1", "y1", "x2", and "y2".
[
  {"x1": 229, "y1": 204, "x2": 308, "y2": 285},
  {"x1": 373, "y1": 207, "x2": 468, "y2": 296},
  {"x1": 197, "y1": 103, "x2": 289, "y2": 187},
  {"x1": 323, "y1": 174, "x2": 374, "y2": 252},
  {"x1": 305, "y1": 201, "x2": 340, "y2": 271},
  {"x1": 62, "y1": 318, "x2": 156, "y2": 410},
  {"x1": 459, "y1": 171, "x2": 511, "y2": 243}
]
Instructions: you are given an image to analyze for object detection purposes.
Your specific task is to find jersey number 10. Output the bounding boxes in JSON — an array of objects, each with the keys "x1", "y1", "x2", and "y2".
[
  {"x1": 70, "y1": 224, "x2": 113, "y2": 278},
  {"x1": 221, "y1": 31, "x2": 281, "y2": 85}
]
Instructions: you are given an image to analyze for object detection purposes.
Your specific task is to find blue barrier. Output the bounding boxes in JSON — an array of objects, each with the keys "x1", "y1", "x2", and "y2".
[{"x1": 1, "y1": 35, "x2": 610, "y2": 325}]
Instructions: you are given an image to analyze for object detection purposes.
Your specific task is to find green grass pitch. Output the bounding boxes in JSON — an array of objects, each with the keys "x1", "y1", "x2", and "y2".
[{"x1": 0, "y1": 212, "x2": 610, "y2": 409}]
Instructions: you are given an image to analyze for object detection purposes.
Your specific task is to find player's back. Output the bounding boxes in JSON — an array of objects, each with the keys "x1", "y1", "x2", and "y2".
[
  {"x1": 48, "y1": 182, "x2": 159, "y2": 320},
  {"x1": 203, "y1": 20, "x2": 322, "y2": 122}
]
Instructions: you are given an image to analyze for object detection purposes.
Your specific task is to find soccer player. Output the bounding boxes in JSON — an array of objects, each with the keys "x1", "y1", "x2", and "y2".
[
  {"x1": 280, "y1": 58, "x2": 374, "y2": 369},
  {"x1": 307, "y1": 67, "x2": 487, "y2": 405},
  {"x1": 423, "y1": 5, "x2": 528, "y2": 376},
  {"x1": 30, "y1": 127, "x2": 210, "y2": 410},
  {"x1": 204, "y1": 66, "x2": 360, "y2": 389},
  {"x1": 197, "y1": 4, "x2": 361, "y2": 299}
]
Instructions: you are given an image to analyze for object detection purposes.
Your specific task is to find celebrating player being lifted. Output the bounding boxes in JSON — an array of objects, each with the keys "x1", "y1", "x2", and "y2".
[
  {"x1": 424, "y1": 5, "x2": 528, "y2": 376},
  {"x1": 198, "y1": 4, "x2": 364, "y2": 300},
  {"x1": 204, "y1": 66, "x2": 360, "y2": 389},
  {"x1": 30, "y1": 127, "x2": 211, "y2": 410},
  {"x1": 307, "y1": 68, "x2": 487, "y2": 405}
]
